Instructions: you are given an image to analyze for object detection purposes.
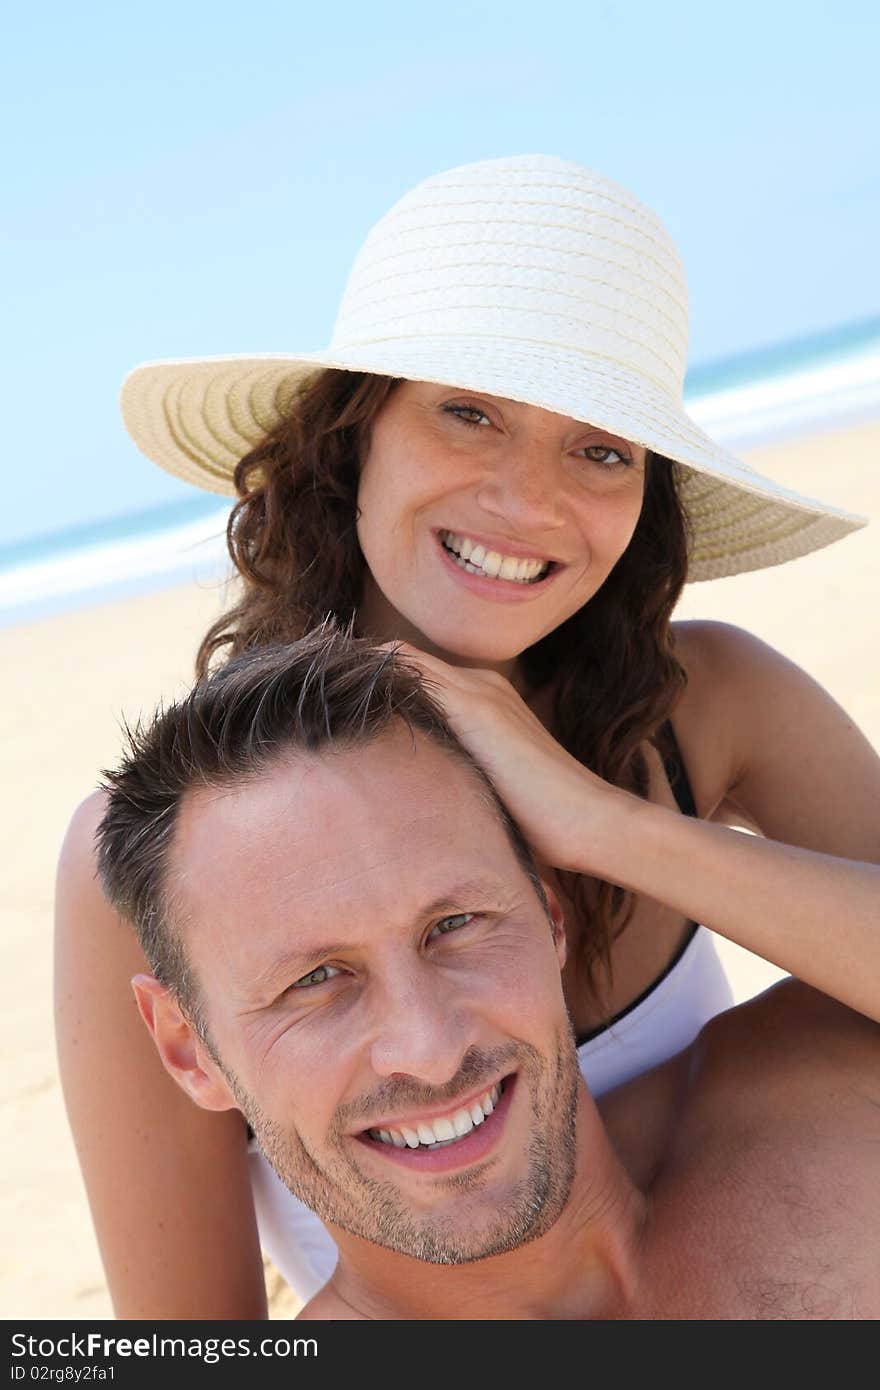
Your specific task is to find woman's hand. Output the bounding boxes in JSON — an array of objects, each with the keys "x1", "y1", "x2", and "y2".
[
  {"x1": 389, "y1": 634, "x2": 880, "y2": 1024},
  {"x1": 385, "y1": 643, "x2": 629, "y2": 873}
]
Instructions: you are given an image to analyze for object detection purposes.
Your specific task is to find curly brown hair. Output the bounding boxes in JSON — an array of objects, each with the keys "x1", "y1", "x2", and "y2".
[{"x1": 196, "y1": 368, "x2": 690, "y2": 984}]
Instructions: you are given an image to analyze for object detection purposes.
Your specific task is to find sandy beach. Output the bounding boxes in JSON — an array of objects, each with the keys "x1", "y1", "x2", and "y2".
[{"x1": 2, "y1": 416, "x2": 878, "y2": 1321}]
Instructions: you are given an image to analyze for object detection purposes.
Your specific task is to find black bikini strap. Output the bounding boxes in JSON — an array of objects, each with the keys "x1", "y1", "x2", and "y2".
[{"x1": 660, "y1": 719, "x2": 698, "y2": 818}]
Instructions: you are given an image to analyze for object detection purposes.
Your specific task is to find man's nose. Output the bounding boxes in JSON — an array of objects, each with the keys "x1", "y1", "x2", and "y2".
[
  {"x1": 368, "y1": 963, "x2": 472, "y2": 1087},
  {"x1": 474, "y1": 437, "x2": 566, "y2": 535}
]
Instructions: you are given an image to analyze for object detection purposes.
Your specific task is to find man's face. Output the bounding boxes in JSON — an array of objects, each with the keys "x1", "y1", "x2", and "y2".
[{"x1": 170, "y1": 726, "x2": 579, "y2": 1264}]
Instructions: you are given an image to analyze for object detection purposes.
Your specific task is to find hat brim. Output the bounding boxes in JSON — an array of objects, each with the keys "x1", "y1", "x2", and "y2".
[{"x1": 120, "y1": 343, "x2": 866, "y2": 582}]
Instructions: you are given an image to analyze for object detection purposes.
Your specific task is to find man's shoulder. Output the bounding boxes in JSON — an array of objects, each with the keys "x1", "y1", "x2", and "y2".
[
  {"x1": 690, "y1": 978, "x2": 880, "y2": 1104},
  {"x1": 606, "y1": 981, "x2": 877, "y2": 1178},
  {"x1": 643, "y1": 982, "x2": 880, "y2": 1317},
  {"x1": 676, "y1": 980, "x2": 880, "y2": 1152}
]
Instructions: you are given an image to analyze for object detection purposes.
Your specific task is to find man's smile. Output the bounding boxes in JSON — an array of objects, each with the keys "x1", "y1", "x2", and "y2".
[{"x1": 355, "y1": 1075, "x2": 516, "y2": 1174}]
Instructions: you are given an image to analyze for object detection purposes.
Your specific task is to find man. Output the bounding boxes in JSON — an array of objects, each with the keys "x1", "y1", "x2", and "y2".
[{"x1": 97, "y1": 630, "x2": 880, "y2": 1320}]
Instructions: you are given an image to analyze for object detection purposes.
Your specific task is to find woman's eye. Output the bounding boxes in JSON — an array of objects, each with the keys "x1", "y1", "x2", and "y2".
[
  {"x1": 291, "y1": 964, "x2": 341, "y2": 990},
  {"x1": 444, "y1": 403, "x2": 490, "y2": 427},
  {"x1": 428, "y1": 912, "x2": 476, "y2": 939},
  {"x1": 579, "y1": 444, "x2": 631, "y2": 468}
]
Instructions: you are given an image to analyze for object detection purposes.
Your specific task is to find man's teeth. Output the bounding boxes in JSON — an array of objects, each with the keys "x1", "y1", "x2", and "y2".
[
  {"x1": 441, "y1": 532, "x2": 548, "y2": 583},
  {"x1": 369, "y1": 1082, "x2": 502, "y2": 1150}
]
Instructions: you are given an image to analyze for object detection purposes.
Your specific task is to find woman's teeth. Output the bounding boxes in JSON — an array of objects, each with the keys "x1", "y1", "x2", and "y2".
[
  {"x1": 369, "y1": 1082, "x2": 502, "y2": 1150},
  {"x1": 440, "y1": 532, "x2": 549, "y2": 584}
]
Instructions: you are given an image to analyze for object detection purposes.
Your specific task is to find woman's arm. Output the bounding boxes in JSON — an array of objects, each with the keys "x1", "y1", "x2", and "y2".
[
  {"x1": 593, "y1": 792, "x2": 880, "y2": 1022},
  {"x1": 391, "y1": 627, "x2": 880, "y2": 1021},
  {"x1": 55, "y1": 792, "x2": 269, "y2": 1319}
]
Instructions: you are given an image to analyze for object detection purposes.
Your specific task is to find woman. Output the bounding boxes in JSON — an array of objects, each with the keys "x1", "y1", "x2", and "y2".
[{"x1": 56, "y1": 155, "x2": 880, "y2": 1316}]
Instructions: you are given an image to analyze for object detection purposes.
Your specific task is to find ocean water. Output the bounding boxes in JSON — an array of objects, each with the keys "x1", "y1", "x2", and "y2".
[{"x1": 2, "y1": 317, "x2": 879, "y2": 627}]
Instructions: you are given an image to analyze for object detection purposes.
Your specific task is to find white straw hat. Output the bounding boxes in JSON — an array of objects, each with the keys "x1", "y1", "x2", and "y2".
[{"x1": 120, "y1": 154, "x2": 865, "y2": 581}]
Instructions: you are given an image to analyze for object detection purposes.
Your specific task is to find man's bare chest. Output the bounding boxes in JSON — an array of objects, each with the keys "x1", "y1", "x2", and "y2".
[{"x1": 633, "y1": 1148, "x2": 868, "y2": 1320}]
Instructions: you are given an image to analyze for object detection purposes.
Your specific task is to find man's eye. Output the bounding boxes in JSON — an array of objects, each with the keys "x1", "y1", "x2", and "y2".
[
  {"x1": 444, "y1": 403, "x2": 490, "y2": 427},
  {"x1": 428, "y1": 912, "x2": 476, "y2": 939},
  {"x1": 579, "y1": 444, "x2": 631, "y2": 468},
  {"x1": 291, "y1": 964, "x2": 341, "y2": 990}
]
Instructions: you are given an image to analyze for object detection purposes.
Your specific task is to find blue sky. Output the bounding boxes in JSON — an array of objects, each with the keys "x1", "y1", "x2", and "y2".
[{"x1": 4, "y1": 1, "x2": 879, "y2": 547}]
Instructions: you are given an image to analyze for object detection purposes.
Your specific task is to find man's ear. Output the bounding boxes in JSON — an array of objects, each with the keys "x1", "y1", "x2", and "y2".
[
  {"x1": 540, "y1": 882, "x2": 567, "y2": 970},
  {"x1": 132, "y1": 974, "x2": 237, "y2": 1113}
]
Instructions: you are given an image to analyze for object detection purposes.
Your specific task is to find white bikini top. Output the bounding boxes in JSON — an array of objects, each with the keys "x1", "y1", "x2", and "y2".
[{"x1": 247, "y1": 923, "x2": 734, "y2": 1304}]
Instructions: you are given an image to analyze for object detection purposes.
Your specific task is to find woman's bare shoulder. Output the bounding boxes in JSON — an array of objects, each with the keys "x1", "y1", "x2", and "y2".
[
  {"x1": 55, "y1": 787, "x2": 138, "y2": 977},
  {"x1": 56, "y1": 788, "x2": 114, "y2": 906},
  {"x1": 59, "y1": 786, "x2": 107, "y2": 852},
  {"x1": 671, "y1": 620, "x2": 880, "y2": 847},
  {"x1": 672, "y1": 618, "x2": 788, "y2": 690},
  {"x1": 672, "y1": 617, "x2": 857, "y2": 708}
]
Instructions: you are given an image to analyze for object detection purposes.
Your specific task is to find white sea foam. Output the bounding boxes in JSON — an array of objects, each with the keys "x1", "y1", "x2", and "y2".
[
  {"x1": 687, "y1": 343, "x2": 880, "y2": 445},
  {"x1": 0, "y1": 511, "x2": 230, "y2": 626}
]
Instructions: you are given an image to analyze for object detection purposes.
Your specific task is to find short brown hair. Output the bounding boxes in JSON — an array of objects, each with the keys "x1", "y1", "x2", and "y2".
[{"x1": 97, "y1": 624, "x2": 547, "y2": 1032}]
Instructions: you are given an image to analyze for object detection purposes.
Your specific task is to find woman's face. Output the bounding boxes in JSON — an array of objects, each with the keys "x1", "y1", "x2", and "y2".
[{"x1": 356, "y1": 381, "x2": 647, "y2": 673}]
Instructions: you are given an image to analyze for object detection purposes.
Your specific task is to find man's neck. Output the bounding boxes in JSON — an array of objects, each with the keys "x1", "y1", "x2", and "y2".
[{"x1": 323, "y1": 1093, "x2": 647, "y2": 1321}]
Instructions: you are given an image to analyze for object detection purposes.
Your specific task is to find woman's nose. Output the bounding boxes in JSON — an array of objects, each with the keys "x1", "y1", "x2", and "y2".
[
  {"x1": 369, "y1": 965, "x2": 472, "y2": 1087},
  {"x1": 474, "y1": 439, "x2": 566, "y2": 535}
]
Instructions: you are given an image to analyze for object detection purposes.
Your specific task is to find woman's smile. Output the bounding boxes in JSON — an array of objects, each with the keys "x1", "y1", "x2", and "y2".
[
  {"x1": 438, "y1": 528, "x2": 557, "y2": 583},
  {"x1": 434, "y1": 528, "x2": 561, "y2": 603}
]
